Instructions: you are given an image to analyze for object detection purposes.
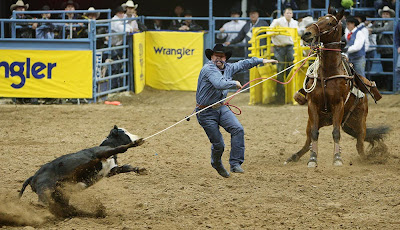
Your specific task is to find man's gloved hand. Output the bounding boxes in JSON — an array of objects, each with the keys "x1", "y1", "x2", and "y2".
[{"x1": 342, "y1": 46, "x2": 349, "y2": 53}]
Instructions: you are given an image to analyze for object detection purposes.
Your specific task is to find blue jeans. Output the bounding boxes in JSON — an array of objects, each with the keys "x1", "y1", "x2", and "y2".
[
  {"x1": 365, "y1": 50, "x2": 376, "y2": 80},
  {"x1": 196, "y1": 105, "x2": 244, "y2": 168},
  {"x1": 350, "y1": 56, "x2": 366, "y2": 77},
  {"x1": 274, "y1": 45, "x2": 294, "y2": 103}
]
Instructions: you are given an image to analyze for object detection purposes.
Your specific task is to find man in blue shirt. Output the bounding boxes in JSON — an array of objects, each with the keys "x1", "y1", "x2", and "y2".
[{"x1": 196, "y1": 44, "x2": 277, "y2": 177}]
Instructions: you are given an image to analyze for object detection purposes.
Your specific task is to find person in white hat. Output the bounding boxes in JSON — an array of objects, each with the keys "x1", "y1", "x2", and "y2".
[
  {"x1": 83, "y1": 7, "x2": 100, "y2": 20},
  {"x1": 122, "y1": 0, "x2": 147, "y2": 32},
  {"x1": 10, "y1": 0, "x2": 29, "y2": 12},
  {"x1": 368, "y1": 6, "x2": 395, "y2": 91},
  {"x1": 9, "y1": 0, "x2": 37, "y2": 38}
]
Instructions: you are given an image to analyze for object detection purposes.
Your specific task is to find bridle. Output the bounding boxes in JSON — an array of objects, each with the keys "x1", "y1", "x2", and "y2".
[{"x1": 311, "y1": 14, "x2": 341, "y2": 38}]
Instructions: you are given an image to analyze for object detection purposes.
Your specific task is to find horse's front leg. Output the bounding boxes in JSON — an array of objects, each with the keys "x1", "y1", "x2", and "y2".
[
  {"x1": 332, "y1": 102, "x2": 345, "y2": 166},
  {"x1": 307, "y1": 102, "x2": 319, "y2": 168}
]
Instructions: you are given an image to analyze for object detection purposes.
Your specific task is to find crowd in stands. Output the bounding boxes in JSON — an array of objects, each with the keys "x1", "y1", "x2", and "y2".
[{"x1": 5, "y1": 0, "x2": 400, "y2": 104}]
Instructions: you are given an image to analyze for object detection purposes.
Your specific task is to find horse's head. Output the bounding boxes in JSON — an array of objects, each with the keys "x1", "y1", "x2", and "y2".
[{"x1": 302, "y1": 6, "x2": 344, "y2": 45}]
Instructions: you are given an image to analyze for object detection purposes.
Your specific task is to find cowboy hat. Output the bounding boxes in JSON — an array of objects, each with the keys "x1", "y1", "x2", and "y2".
[
  {"x1": 10, "y1": 0, "x2": 29, "y2": 11},
  {"x1": 122, "y1": 0, "x2": 138, "y2": 10},
  {"x1": 378, "y1": 6, "x2": 395, "y2": 17},
  {"x1": 84, "y1": 7, "x2": 100, "y2": 19},
  {"x1": 61, "y1": 0, "x2": 79, "y2": 9},
  {"x1": 205, "y1": 44, "x2": 232, "y2": 60},
  {"x1": 346, "y1": 16, "x2": 360, "y2": 26}
]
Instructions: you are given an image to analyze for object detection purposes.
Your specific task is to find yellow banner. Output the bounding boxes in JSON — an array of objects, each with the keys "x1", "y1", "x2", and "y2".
[
  {"x1": 145, "y1": 31, "x2": 203, "y2": 91},
  {"x1": 133, "y1": 32, "x2": 146, "y2": 94},
  {"x1": 0, "y1": 49, "x2": 92, "y2": 98}
]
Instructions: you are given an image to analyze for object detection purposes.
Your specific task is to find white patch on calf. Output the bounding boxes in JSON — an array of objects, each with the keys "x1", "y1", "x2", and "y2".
[
  {"x1": 119, "y1": 128, "x2": 140, "y2": 142},
  {"x1": 98, "y1": 157, "x2": 117, "y2": 177}
]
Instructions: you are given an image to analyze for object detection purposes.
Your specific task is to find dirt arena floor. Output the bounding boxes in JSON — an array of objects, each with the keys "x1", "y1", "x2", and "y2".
[{"x1": 1, "y1": 88, "x2": 400, "y2": 229}]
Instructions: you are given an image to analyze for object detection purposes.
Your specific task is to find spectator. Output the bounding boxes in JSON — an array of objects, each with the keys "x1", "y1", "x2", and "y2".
[
  {"x1": 375, "y1": 0, "x2": 396, "y2": 13},
  {"x1": 217, "y1": 8, "x2": 246, "y2": 44},
  {"x1": 81, "y1": 7, "x2": 107, "y2": 48},
  {"x1": 354, "y1": 15, "x2": 370, "y2": 52},
  {"x1": 36, "y1": 5, "x2": 58, "y2": 39},
  {"x1": 369, "y1": 6, "x2": 395, "y2": 90},
  {"x1": 147, "y1": 19, "x2": 165, "y2": 30},
  {"x1": 344, "y1": 16, "x2": 367, "y2": 77},
  {"x1": 122, "y1": 0, "x2": 147, "y2": 32},
  {"x1": 364, "y1": 16, "x2": 377, "y2": 80},
  {"x1": 111, "y1": 6, "x2": 133, "y2": 46},
  {"x1": 170, "y1": 10, "x2": 203, "y2": 31},
  {"x1": 168, "y1": 4, "x2": 185, "y2": 30},
  {"x1": 61, "y1": 0, "x2": 82, "y2": 39},
  {"x1": 270, "y1": 7, "x2": 298, "y2": 104},
  {"x1": 395, "y1": 21, "x2": 400, "y2": 91},
  {"x1": 10, "y1": 0, "x2": 37, "y2": 38},
  {"x1": 224, "y1": 7, "x2": 269, "y2": 47},
  {"x1": 280, "y1": 0, "x2": 299, "y2": 11},
  {"x1": 217, "y1": 8, "x2": 246, "y2": 57},
  {"x1": 10, "y1": 0, "x2": 37, "y2": 104}
]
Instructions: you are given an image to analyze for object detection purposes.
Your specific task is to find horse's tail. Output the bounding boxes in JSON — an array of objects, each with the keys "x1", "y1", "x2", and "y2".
[
  {"x1": 19, "y1": 176, "x2": 33, "y2": 198},
  {"x1": 342, "y1": 124, "x2": 390, "y2": 144},
  {"x1": 365, "y1": 126, "x2": 390, "y2": 144}
]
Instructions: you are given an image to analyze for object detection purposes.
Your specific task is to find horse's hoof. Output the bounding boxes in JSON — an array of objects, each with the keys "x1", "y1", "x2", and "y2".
[
  {"x1": 333, "y1": 159, "x2": 343, "y2": 166},
  {"x1": 307, "y1": 161, "x2": 317, "y2": 168}
]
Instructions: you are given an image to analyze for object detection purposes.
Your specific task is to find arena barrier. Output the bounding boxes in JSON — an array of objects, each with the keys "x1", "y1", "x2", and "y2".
[
  {"x1": 133, "y1": 31, "x2": 204, "y2": 93},
  {"x1": 248, "y1": 27, "x2": 315, "y2": 104}
]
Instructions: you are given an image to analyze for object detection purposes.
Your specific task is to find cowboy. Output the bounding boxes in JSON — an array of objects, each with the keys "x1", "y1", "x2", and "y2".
[
  {"x1": 344, "y1": 16, "x2": 367, "y2": 77},
  {"x1": 83, "y1": 7, "x2": 100, "y2": 20},
  {"x1": 122, "y1": 0, "x2": 147, "y2": 32},
  {"x1": 10, "y1": 0, "x2": 37, "y2": 38},
  {"x1": 196, "y1": 44, "x2": 277, "y2": 178},
  {"x1": 368, "y1": 6, "x2": 395, "y2": 91}
]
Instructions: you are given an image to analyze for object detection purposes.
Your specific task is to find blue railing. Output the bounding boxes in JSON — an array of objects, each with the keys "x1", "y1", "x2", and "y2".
[{"x1": 1, "y1": 0, "x2": 399, "y2": 99}]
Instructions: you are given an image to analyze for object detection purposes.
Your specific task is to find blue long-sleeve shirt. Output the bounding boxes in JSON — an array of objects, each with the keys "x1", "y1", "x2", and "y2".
[{"x1": 196, "y1": 57, "x2": 264, "y2": 106}]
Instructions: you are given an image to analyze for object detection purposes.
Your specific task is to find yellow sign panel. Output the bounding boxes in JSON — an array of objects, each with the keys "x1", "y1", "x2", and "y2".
[
  {"x1": 145, "y1": 31, "x2": 203, "y2": 91},
  {"x1": 133, "y1": 32, "x2": 146, "y2": 94},
  {"x1": 0, "y1": 49, "x2": 92, "y2": 98}
]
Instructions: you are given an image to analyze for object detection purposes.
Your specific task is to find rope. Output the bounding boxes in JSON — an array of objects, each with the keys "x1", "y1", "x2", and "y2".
[{"x1": 143, "y1": 53, "x2": 317, "y2": 141}]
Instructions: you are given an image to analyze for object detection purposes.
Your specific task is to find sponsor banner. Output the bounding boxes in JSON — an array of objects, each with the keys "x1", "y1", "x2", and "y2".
[
  {"x1": 145, "y1": 31, "x2": 203, "y2": 91},
  {"x1": 133, "y1": 32, "x2": 146, "y2": 94},
  {"x1": 0, "y1": 49, "x2": 92, "y2": 98}
]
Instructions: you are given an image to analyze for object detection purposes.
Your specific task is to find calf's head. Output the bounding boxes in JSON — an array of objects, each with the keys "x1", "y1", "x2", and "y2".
[{"x1": 100, "y1": 125, "x2": 140, "y2": 147}]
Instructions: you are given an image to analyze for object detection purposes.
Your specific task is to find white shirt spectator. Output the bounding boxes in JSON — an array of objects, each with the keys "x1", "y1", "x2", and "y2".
[
  {"x1": 345, "y1": 27, "x2": 367, "y2": 54},
  {"x1": 111, "y1": 15, "x2": 133, "y2": 46},
  {"x1": 217, "y1": 19, "x2": 246, "y2": 43},
  {"x1": 345, "y1": 23, "x2": 369, "y2": 51},
  {"x1": 270, "y1": 16, "x2": 299, "y2": 46}
]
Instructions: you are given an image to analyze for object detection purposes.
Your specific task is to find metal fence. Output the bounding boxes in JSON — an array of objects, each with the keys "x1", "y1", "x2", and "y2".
[{"x1": 1, "y1": 0, "x2": 399, "y2": 101}]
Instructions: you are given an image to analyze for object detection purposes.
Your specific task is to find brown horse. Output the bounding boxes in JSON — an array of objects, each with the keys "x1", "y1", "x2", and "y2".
[{"x1": 285, "y1": 7, "x2": 388, "y2": 167}]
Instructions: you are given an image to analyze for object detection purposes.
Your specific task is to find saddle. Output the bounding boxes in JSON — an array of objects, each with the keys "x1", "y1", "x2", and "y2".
[{"x1": 294, "y1": 55, "x2": 382, "y2": 105}]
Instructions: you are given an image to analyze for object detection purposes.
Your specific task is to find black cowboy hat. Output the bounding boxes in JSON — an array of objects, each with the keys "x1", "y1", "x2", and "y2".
[
  {"x1": 346, "y1": 16, "x2": 360, "y2": 26},
  {"x1": 61, "y1": 0, "x2": 79, "y2": 9},
  {"x1": 113, "y1": 6, "x2": 125, "y2": 14},
  {"x1": 205, "y1": 44, "x2": 232, "y2": 60}
]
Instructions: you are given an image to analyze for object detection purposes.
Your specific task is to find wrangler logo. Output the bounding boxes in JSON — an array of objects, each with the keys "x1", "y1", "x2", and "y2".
[
  {"x1": 153, "y1": 47, "x2": 195, "y2": 59},
  {"x1": 0, "y1": 58, "x2": 57, "y2": 89}
]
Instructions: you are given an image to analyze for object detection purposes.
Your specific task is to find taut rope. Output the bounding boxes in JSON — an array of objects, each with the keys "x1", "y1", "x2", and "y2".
[{"x1": 143, "y1": 53, "x2": 317, "y2": 141}]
